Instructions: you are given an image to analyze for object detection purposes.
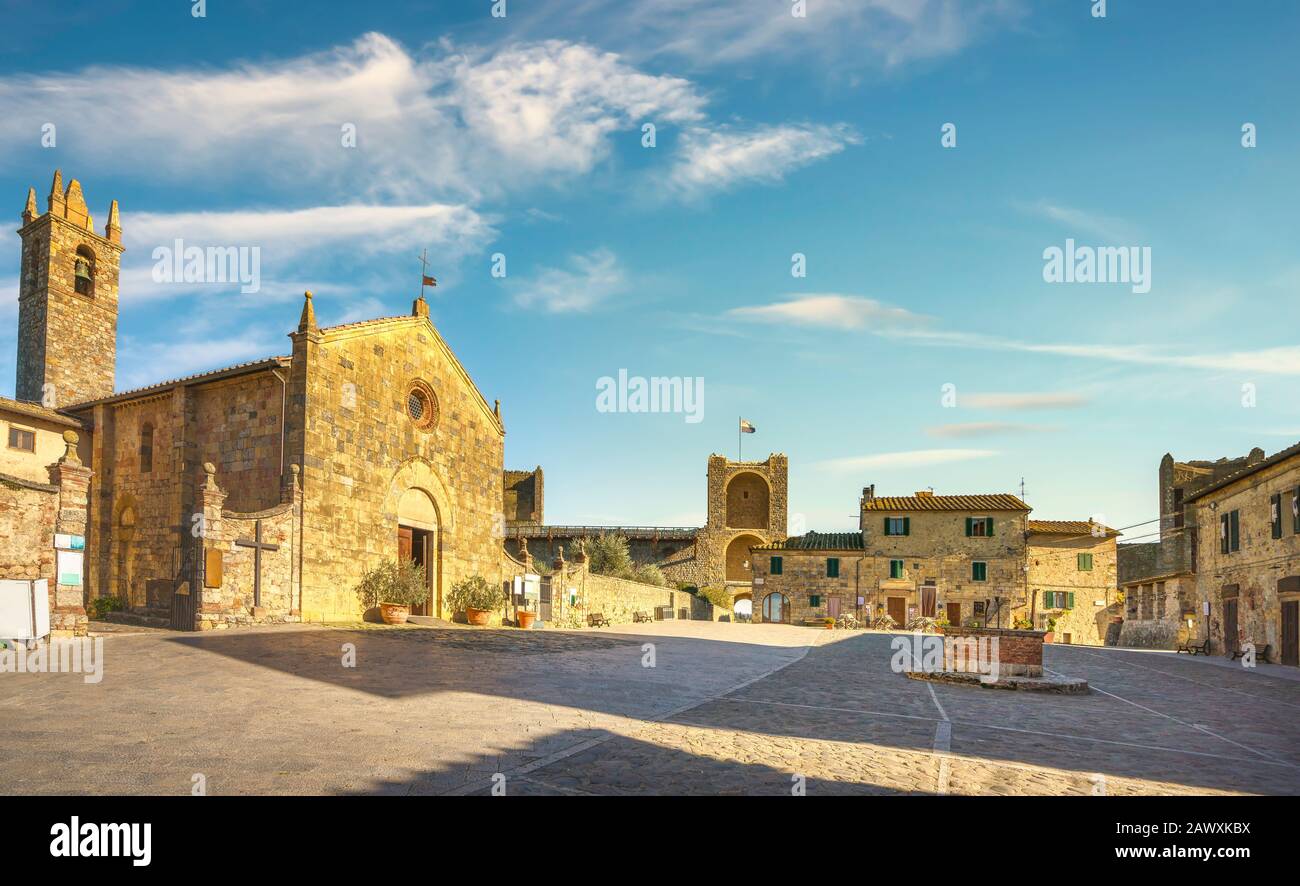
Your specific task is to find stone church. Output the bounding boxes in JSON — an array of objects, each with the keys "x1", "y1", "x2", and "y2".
[{"x1": 0, "y1": 172, "x2": 505, "y2": 632}]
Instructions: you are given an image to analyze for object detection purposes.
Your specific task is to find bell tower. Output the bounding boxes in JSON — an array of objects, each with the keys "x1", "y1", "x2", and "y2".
[{"x1": 15, "y1": 170, "x2": 123, "y2": 407}]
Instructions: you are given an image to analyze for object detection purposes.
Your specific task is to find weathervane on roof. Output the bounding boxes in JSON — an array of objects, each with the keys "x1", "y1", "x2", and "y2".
[{"x1": 418, "y1": 249, "x2": 437, "y2": 298}]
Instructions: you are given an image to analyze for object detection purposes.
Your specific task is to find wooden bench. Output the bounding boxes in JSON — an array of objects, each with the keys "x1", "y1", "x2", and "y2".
[
  {"x1": 1176, "y1": 638, "x2": 1210, "y2": 656},
  {"x1": 587, "y1": 612, "x2": 611, "y2": 628},
  {"x1": 1230, "y1": 643, "x2": 1271, "y2": 663},
  {"x1": 632, "y1": 611, "x2": 653, "y2": 623}
]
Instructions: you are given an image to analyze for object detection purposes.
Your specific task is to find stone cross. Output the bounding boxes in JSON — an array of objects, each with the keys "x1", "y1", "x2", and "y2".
[{"x1": 235, "y1": 519, "x2": 279, "y2": 608}]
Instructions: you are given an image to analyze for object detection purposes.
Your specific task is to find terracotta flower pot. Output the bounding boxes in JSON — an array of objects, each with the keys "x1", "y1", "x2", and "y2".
[
  {"x1": 466, "y1": 607, "x2": 491, "y2": 626},
  {"x1": 1043, "y1": 632, "x2": 1055, "y2": 644},
  {"x1": 380, "y1": 603, "x2": 410, "y2": 625},
  {"x1": 517, "y1": 611, "x2": 536, "y2": 630}
]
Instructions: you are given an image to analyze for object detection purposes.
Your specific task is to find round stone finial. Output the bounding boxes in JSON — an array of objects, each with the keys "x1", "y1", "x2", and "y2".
[
  {"x1": 304, "y1": 290, "x2": 313, "y2": 300},
  {"x1": 290, "y1": 463, "x2": 300, "y2": 475},
  {"x1": 203, "y1": 462, "x2": 216, "y2": 475},
  {"x1": 62, "y1": 430, "x2": 78, "y2": 444}
]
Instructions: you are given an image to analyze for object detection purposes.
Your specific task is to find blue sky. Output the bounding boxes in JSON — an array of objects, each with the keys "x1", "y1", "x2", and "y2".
[{"x1": 2, "y1": 0, "x2": 1298, "y2": 537}]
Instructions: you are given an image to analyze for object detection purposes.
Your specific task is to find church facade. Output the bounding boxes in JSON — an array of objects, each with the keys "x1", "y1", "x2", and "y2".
[{"x1": 0, "y1": 172, "x2": 506, "y2": 631}]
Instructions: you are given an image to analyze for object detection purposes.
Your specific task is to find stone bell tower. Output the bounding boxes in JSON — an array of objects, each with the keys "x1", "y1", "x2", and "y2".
[{"x1": 15, "y1": 170, "x2": 124, "y2": 407}]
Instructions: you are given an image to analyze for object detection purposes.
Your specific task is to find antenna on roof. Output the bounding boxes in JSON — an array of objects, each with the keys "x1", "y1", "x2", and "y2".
[{"x1": 1019, "y1": 477, "x2": 1026, "y2": 500}]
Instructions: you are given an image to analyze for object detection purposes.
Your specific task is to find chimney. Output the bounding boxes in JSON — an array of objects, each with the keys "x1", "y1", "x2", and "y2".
[{"x1": 915, "y1": 489, "x2": 934, "y2": 499}]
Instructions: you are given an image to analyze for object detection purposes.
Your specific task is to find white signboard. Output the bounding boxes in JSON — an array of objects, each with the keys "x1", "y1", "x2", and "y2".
[
  {"x1": 0, "y1": 580, "x2": 49, "y2": 640},
  {"x1": 57, "y1": 551, "x2": 84, "y2": 587}
]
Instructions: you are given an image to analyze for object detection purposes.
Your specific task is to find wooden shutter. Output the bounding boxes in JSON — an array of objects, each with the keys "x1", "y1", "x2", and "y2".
[
  {"x1": 1043, "y1": 590, "x2": 1052, "y2": 608},
  {"x1": 985, "y1": 517, "x2": 994, "y2": 536},
  {"x1": 903, "y1": 517, "x2": 910, "y2": 536},
  {"x1": 884, "y1": 517, "x2": 892, "y2": 535},
  {"x1": 1067, "y1": 592, "x2": 1075, "y2": 609},
  {"x1": 965, "y1": 517, "x2": 973, "y2": 537}
]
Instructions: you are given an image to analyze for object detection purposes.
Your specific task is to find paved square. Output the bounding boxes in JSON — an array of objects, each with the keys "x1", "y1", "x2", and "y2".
[{"x1": 2, "y1": 622, "x2": 1297, "y2": 795}]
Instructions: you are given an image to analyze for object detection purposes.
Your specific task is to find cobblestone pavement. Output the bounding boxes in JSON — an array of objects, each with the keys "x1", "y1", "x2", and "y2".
[
  {"x1": 491, "y1": 634, "x2": 1300, "y2": 796},
  {"x1": 2, "y1": 623, "x2": 1297, "y2": 795}
]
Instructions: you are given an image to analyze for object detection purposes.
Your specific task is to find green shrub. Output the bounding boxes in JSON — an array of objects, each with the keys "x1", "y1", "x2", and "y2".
[
  {"x1": 354, "y1": 559, "x2": 428, "y2": 610},
  {"x1": 695, "y1": 585, "x2": 732, "y2": 610},
  {"x1": 581, "y1": 534, "x2": 667, "y2": 587},
  {"x1": 446, "y1": 574, "x2": 507, "y2": 612},
  {"x1": 88, "y1": 596, "x2": 125, "y2": 619}
]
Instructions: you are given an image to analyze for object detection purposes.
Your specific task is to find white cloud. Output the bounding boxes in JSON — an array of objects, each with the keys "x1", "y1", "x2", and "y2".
[
  {"x1": 1015, "y1": 200, "x2": 1138, "y2": 243},
  {"x1": 117, "y1": 334, "x2": 283, "y2": 390},
  {"x1": 725, "y1": 294, "x2": 1300, "y2": 376},
  {"x1": 925, "y1": 422, "x2": 1059, "y2": 438},
  {"x1": 511, "y1": 248, "x2": 626, "y2": 313},
  {"x1": 0, "y1": 34, "x2": 707, "y2": 202},
  {"x1": 959, "y1": 393, "x2": 1089, "y2": 411},
  {"x1": 728, "y1": 294, "x2": 926, "y2": 331},
  {"x1": 117, "y1": 202, "x2": 494, "y2": 304},
  {"x1": 815, "y1": 449, "x2": 998, "y2": 472},
  {"x1": 522, "y1": 0, "x2": 1025, "y2": 70},
  {"x1": 665, "y1": 124, "x2": 860, "y2": 199}
]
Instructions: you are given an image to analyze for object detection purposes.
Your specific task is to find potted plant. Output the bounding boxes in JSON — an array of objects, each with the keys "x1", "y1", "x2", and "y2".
[
  {"x1": 354, "y1": 559, "x2": 428, "y2": 625},
  {"x1": 823, "y1": 616, "x2": 835, "y2": 630},
  {"x1": 1043, "y1": 616, "x2": 1058, "y2": 643},
  {"x1": 516, "y1": 609, "x2": 537, "y2": 630},
  {"x1": 447, "y1": 575, "x2": 506, "y2": 626}
]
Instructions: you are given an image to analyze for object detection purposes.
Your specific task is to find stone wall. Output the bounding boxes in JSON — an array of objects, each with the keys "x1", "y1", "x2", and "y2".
[
  {"x1": 0, "y1": 429, "x2": 91, "y2": 635},
  {"x1": 1117, "y1": 574, "x2": 1193, "y2": 649},
  {"x1": 290, "y1": 309, "x2": 505, "y2": 622},
  {"x1": 1193, "y1": 450, "x2": 1300, "y2": 659},
  {"x1": 192, "y1": 463, "x2": 300, "y2": 630},
  {"x1": 1023, "y1": 532, "x2": 1119, "y2": 646},
  {"x1": 750, "y1": 550, "x2": 865, "y2": 624},
  {"x1": 503, "y1": 467, "x2": 543, "y2": 525}
]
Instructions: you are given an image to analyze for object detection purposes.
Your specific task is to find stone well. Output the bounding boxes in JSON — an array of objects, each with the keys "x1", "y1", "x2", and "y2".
[{"x1": 941, "y1": 626, "x2": 1045, "y2": 677}]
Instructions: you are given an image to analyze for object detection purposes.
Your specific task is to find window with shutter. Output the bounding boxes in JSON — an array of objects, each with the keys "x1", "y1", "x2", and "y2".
[
  {"x1": 965, "y1": 517, "x2": 973, "y2": 537},
  {"x1": 889, "y1": 559, "x2": 904, "y2": 579},
  {"x1": 810, "y1": 595, "x2": 821, "y2": 608},
  {"x1": 1042, "y1": 590, "x2": 1052, "y2": 608},
  {"x1": 985, "y1": 517, "x2": 994, "y2": 536},
  {"x1": 1221, "y1": 514, "x2": 1230, "y2": 554},
  {"x1": 1077, "y1": 553, "x2": 1093, "y2": 571},
  {"x1": 1066, "y1": 592, "x2": 1075, "y2": 609},
  {"x1": 1229, "y1": 510, "x2": 1240, "y2": 552},
  {"x1": 972, "y1": 561, "x2": 987, "y2": 582},
  {"x1": 826, "y1": 558, "x2": 839, "y2": 578},
  {"x1": 770, "y1": 556, "x2": 783, "y2": 575},
  {"x1": 1271, "y1": 493, "x2": 1283, "y2": 539}
]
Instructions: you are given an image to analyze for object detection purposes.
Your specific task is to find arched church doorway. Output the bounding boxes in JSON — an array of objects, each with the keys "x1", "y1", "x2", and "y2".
[
  {"x1": 763, "y1": 592, "x2": 791, "y2": 625},
  {"x1": 113, "y1": 503, "x2": 137, "y2": 607},
  {"x1": 397, "y1": 488, "x2": 438, "y2": 616}
]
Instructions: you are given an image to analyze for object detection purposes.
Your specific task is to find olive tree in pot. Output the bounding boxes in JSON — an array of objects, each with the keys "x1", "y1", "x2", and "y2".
[
  {"x1": 447, "y1": 575, "x2": 506, "y2": 626},
  {"x1": 355, "y1": 559, "x2": 428, "y2": 625}
]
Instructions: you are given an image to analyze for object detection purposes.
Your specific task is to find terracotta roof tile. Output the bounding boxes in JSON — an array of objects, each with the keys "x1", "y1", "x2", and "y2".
[
  {"x1": 862, "y1": 493, "x2": 1030, "y2": 512},
  {"x1": 752, "y1": 531, "x2": 864, "y2": 551},
  {"x1": 0, "y1": 396, "x2": 86, "y2": 428},
  {"x1": 1028, "y1": 519, "x2": 1119, "y2": 537}
]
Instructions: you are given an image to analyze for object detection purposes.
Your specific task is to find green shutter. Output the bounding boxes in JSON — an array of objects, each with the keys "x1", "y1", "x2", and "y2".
[
  {"x1": 986, "y1": 517, "x2": 994, "y2": 536},
  {"x1": 965, "y1": 517, "x2": 973, "y2": 537},
  {"x1": 884, "y1": 517, "x2": 892, "y2": 535},
  {"x1": 1043, "y1": 590, "x2": 1052, "y2": 608},
  {"x1": 1067, "y1": 592, "x2": 1075, "y2": 609},
  {"x1": 771, "y1": 556, "x2": 782, "y2": 575},
  {"x1": 827, "y1": 558, "x2": 839, "y2": 578},
  {"x1": 810, "y1": 595, "x2": 820, "y2": 608},
  {"x1": 903, "y1": 517, "x2": 910, "y2": 536}
]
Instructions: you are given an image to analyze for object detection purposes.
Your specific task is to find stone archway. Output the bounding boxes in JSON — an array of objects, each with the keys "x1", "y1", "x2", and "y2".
[
  {"x1": 725, "y1": 533, "x2": 764, "y2": 583},
  {"x1": 397, "y1": 487, "x2": 439, "y2": 617},
  {"x1": 384, "y1": 458, "x2": 454, "y2": 618},
  {"x1": 725, "y1": 472, "x2": 770, "y2": 529}
]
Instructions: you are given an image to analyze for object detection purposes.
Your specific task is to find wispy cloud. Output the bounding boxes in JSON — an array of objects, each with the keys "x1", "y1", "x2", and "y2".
[
  {"x1": 728, "y1": 294, "x2": 927, "y2": 331},
  {"x1": 925, "y1": 421, "x2": 1059, "y2": 438},
  {"x1": 0, "y1": 34, "x2": 706, "y2": 203},
  {"x1": 521, "y1": 0, "x2": 1025, "y2": 70},
  {"x1": 665, "y1": 124, "x2": 861, "y2": 199},
  {"x1": 118, "y1": 333, "x2": 283, "y2": 389},
  {"x1": 116, "y1": 203, "x2": 494, "y2": 304},
  {"x1": 815, "y1": 448, "x2": 998, "y2": 472},
  {"x1": 725, "y1": 294, "x2": 1300, "y2": 376},
  {"x1": 1015, "y1": 199, "x2": 1138, "y2": 243},
  {"x1": 511, "y1": 248, "x2": 626, "y2": 313},
  {"x1": 959, "y1": 393, "x2": 1089, "y2": 411}
]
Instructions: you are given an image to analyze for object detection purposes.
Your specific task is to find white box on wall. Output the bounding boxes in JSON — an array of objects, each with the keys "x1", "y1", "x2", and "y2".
[{"x1": 0, "y1": 579, "x2": 50, "y2": 641}]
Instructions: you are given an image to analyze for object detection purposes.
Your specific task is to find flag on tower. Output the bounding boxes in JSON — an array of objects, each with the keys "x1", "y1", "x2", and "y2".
[
  {"x1": 422, "y1": 275, "x2": 437, "y2": 288},
  {"x1": 739, "y1": 418, "x2": 756, "y2": 434}
]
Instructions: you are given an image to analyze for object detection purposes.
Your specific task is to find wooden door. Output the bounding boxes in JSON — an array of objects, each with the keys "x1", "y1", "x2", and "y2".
[
  {"x1": 946, "y1": 602, "x2": 962, "y2": 626},
  {"x1": 1282, "y1": 601, "x2": 1299, "y2": 666},
  {"x1": 887, "y1": 597, "x2": 906, "y2": 627},
  {"x1": 1222, "y1": 599, "x2": 1239, "y2": 655},
  {"x1": 398, "y1": 527, "x2": 413, "y2": 563}
]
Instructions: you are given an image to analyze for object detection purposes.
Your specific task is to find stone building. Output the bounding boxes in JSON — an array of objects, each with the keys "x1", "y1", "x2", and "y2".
[
  {"x1": 746, "y1": 488, "x2": 1119, "y2": 645},
  {"x1": 0, "y1": 172, "x2": 506, "y2": 629},
  {"x1": 1186, "y1": 441, "x2": 1300, "y2": 666},
  {"x1": 1117, "y1": 449, "x2": 1265, "y2": 648},
  {"x1": 503, "y1": 467, "x2": 543, "y2": 525},
  {"x1": 505, "y1": 453, "x2": 789, "y2": 602},
  {"x1": 1024, "y1": 520, "x2": 1120, "y2": 645}
]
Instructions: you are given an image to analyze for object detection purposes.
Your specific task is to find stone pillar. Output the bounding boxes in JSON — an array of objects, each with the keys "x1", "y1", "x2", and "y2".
[
  {"x1": 195, "y1": 463, "x2": 227, "y2": 630},
  {"x1": 48, "y1": 430, "x2": 92, "y2": 636}
]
